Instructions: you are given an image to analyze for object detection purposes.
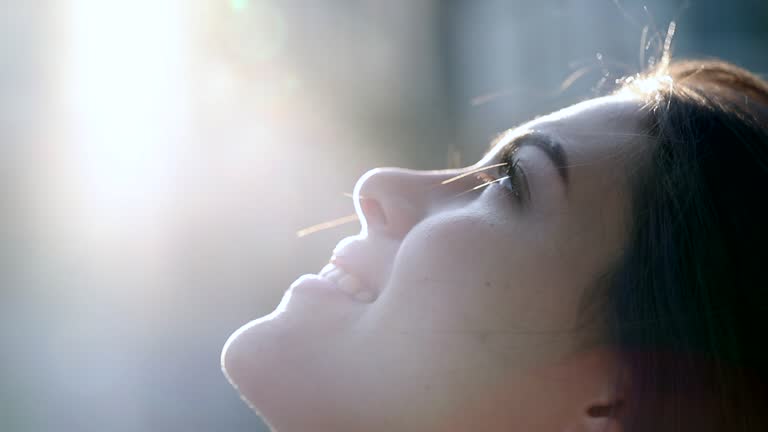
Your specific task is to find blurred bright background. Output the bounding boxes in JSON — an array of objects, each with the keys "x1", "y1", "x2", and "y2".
[{"x1": 1, "y1": 1, "x2": 766, "y2": 431}]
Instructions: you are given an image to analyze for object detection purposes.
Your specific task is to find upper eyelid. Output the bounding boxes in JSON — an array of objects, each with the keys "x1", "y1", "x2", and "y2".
[
  {"x1": 494, "y1": 146, "x2": 525, "y2": 181},
  {"x1": 484, "y1": 130, "x2": 569, "y2": 193}
]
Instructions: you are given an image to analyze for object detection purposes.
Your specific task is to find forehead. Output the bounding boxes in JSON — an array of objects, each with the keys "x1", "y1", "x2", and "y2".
[{"x1": 481, "y1": 94, "x2": 648, "y2": 167}]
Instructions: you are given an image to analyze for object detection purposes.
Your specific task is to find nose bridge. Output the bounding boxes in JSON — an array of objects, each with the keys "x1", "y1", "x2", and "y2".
[{"x1": 353, "y1": 167, "x2": 471, "y2": 238}]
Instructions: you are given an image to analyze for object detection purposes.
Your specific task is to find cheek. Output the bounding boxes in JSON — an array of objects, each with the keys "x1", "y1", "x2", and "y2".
[
  {"x1": 373, "y1": 208, "x2": 573, "y2": 333},
  {"x1": 395, "y1": 209, "x2": 511, "y2": 285},
  {"x1": 399, "y1": 212, "x2": 498, "y2": 277}
]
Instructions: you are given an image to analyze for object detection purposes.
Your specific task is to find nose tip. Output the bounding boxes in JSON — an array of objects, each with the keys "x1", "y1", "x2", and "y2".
[
  {"x1": 352, "y1": 168, "x2": 425, "y2": 238},
  {"x1": 353, "y1": 166, "x2": 472, "y2": 238}
]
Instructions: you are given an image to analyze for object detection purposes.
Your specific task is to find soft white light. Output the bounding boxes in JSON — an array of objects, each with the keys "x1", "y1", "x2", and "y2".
[{"x1": 65, "y1": 0, "x2": 188, "y2": 237}]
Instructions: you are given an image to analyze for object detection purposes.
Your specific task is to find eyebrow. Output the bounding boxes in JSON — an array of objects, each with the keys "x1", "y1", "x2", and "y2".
[{"x1": 492, "y1": 130, "x2": 570, "y2": 188}]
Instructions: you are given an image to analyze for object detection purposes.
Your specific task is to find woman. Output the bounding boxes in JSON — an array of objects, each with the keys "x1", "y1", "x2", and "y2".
[{"x1": 221, "y1": 59, "x2": 768, "y2": 431}]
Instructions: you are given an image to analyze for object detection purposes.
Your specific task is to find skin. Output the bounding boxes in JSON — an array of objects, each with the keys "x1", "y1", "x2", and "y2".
[{"x1": 221, "y1": 93, "x2": 650, "y2": 432}]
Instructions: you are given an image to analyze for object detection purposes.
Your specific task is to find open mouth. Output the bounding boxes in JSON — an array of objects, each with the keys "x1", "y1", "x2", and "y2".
[
  {"x1": 311, "y1": 233, "x2": 401, "y2": 304},
  {"x1": 318, "y1": 261, "x2": 378, "y2": 303}
]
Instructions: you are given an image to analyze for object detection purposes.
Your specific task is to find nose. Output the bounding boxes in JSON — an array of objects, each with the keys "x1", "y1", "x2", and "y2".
[{"x1": 352, "y1": 166, "x2": 480, "y2": 239}]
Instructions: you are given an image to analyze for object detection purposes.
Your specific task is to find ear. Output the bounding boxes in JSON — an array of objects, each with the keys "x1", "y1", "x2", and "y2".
[{"x1": 559, "y1": 348, "x2": 628, "y2": 432}]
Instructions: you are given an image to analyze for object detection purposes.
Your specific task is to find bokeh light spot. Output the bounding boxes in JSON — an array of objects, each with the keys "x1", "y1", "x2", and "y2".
[{"x1": 230, "y1": 0, "x2": 250, "y2": 13}]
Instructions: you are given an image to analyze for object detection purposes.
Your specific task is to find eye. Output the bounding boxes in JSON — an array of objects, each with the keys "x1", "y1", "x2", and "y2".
[{"x1": 498, "y1": 158, "x2": 529, "y2": 204}]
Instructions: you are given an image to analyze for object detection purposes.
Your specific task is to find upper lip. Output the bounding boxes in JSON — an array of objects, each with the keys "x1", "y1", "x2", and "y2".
[{"x1": 330, "y1": 235, "x2": 399, "y2": 295}]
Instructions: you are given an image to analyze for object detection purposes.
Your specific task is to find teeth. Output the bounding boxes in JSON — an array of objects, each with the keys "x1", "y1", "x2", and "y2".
[
  {"x1": 325, "y1": 268, "x2": 345, "y2": 284},
  {"x1": 318, "y1": 263, "x2": 377, "y2": 302},
  {"x1": 319, "y1": 263, "x2": 345, "y2": 284}
]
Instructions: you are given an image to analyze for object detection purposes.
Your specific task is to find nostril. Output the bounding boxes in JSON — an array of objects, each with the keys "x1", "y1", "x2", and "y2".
[{"x1": 360, "y1": 197, "x2": 387, "y2": 227}]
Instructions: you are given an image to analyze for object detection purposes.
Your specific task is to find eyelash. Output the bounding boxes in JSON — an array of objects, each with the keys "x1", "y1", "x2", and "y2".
[
  {"x1": 498, "y1": 154, "x2": 526, "y2": 203},
  {"x1": 472, "y1": 154, "x2": 526, "y2": 204}
]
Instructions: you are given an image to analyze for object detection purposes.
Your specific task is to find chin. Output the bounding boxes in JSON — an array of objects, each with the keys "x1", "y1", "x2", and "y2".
[{"x1": 220, "y1": 281, "x2": 377, "y2": 431}]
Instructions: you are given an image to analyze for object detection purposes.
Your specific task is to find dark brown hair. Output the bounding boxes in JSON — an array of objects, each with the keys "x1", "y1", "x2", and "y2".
[{"x1": 605, "y1": 60, "x2": 768, "y2": 431}]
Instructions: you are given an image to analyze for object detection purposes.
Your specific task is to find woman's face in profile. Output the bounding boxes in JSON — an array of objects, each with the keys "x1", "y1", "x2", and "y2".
[{"x1": 222, "y1": 93, "x2": 648, "y2": 432}]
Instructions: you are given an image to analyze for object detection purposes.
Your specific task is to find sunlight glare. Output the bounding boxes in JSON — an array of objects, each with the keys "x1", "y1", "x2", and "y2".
[{"x1": 66, "y1": 0, "x2": 188, "y2": 238}]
